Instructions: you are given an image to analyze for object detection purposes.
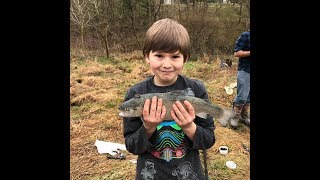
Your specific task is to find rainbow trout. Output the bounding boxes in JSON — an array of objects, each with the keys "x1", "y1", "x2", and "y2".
[{"x1": 118, "y1": 88, "x2": 233, "y2": 127}]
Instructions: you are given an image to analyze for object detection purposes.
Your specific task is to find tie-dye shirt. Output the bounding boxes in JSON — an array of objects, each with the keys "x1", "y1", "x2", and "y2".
[{"x1": 123, "y1": 74, "x2": 215, "y2": 180}]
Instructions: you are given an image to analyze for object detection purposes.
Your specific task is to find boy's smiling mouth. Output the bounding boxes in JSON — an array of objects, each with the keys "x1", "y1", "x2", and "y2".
[
  {"x1": 160, "y1": 69, "x2": 174, "y2": 72},
  {"x1": 160, "y1": 70, "x2": 174, "y2": 75}
]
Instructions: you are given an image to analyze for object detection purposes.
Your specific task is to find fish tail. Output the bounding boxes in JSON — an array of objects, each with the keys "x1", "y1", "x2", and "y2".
[{"x1": 217, "y1": 109, "x2": 234, "y2": 127}]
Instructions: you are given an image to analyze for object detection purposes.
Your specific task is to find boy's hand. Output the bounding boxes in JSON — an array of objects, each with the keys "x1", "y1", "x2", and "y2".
[
  {"x1": 171, "y1": 100, "x2": 196, "y2": 129},
  {"x1": 142, "y1": 96, "x2": 166, "y2": 135}
]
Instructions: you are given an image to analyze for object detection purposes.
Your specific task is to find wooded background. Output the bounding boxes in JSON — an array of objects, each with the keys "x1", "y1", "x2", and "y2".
[{"x1": 70, "y1": 0, "x2": 250, "y2": 58}]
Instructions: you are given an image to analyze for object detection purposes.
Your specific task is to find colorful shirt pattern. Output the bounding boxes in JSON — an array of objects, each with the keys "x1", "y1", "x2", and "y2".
[{"x1": 150, "y1": 121, "x2": 187, "y2": 162}]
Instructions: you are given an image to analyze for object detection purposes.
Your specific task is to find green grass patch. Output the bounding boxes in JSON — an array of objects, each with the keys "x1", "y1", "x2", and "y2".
[
  {"x1": 105, "y1": 101, "x2": 118, "y2": 108},
  {"x1": 188, "y1": 56, "x2": 198, "y2": 62},
  {"x1": 184, "y1": 62, "x2": 196, "y2": 70},
  {"x1": 71, "y1": 102, "x2": 105, "y2": 120},
  {"x1": 208, "y1": 158, "x2": 231, "y2": 179},
  {"x1": 70, "y1": 113, "x2": 81, "y2": 121},
  {"x1": 70, "y1": 106, "x2": 84, "y2": 119},
  {"x1": 116, "y1": 62, "x2": 132, "y2": 73},
  {"x1": 96, "y1": 56, "x2": 115, "y2": 65}
]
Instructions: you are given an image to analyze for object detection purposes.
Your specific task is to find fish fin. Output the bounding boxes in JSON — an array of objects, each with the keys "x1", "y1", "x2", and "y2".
[
  {"x1": 196, "y1": 112, "x2": 208, "y2": 119},
  {"x1": 169, "y1": 88, "x2": 195, "y2": 97},
  {"x1": 183, "y1": 88, "x2": 195, "y2": 97}
]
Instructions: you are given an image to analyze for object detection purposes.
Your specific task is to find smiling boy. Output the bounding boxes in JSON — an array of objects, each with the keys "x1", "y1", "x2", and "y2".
[{"x1": 122, "y1": 18, "x2": 215, "y2": 180}]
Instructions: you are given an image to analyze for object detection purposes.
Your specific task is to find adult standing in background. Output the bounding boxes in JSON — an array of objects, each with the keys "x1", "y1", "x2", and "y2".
[{"x1": 230, "y1": 29, "x2": 250, "y2": 128}]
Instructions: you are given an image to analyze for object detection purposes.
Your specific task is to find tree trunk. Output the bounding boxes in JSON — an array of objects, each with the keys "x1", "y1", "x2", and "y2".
[
  {"x1": 154, "y1": 0, "x2": 162, "y2": 22},
  {"x1": 104, "y1": 27, "x2": 109, "y2": 58},
  {"x1": 81, "y1": 26, "x2": 84, "y2": 49},
  {"x1": 96, "y1": 28, "x2": 109, "y2": 58},
  {"x1": 177, "y1": 0, "x2": 181, "y2": 21},
  {"x1": 186, "y1": 0, "x2": 190, "y2": 20},
  {"x1": 238, "y1": 3, "x2": 243, "y2": 24}
]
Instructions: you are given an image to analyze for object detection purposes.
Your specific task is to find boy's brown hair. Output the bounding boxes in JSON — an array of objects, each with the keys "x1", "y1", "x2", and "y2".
[{"x1": 143, "y1": 18, "x2": 191, "y2": 62}]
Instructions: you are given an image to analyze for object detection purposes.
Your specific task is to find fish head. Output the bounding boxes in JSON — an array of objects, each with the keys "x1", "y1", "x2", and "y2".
[{"x1": 118, "y1": 94, "x2": 144, "y2": 117}]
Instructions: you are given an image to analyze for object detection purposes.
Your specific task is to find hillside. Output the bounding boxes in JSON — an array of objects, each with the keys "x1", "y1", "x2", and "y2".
[{"x1": 70, "y1": 50, "x2": 250, "y2": 179}]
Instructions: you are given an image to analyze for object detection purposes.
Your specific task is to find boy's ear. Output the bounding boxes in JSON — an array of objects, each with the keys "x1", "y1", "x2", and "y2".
[{"x1": 145, "y1": 55, "x2": 150, "y2": 63}]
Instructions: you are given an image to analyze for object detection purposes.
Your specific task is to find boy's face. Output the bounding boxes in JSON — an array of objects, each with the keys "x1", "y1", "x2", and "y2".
[{"x1": 146, "y1": 50, "x2": 185, "y2": 86}]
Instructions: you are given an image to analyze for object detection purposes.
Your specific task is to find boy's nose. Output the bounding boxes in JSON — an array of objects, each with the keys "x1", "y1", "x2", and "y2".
[{"x1": 162, "y1": 58, "x2": 172, "y2": 68}]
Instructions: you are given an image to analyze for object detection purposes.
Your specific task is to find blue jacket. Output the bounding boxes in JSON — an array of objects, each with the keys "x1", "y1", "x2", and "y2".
[{"x1": 234, "y1": 31, "x2": 250, "y2": 73}]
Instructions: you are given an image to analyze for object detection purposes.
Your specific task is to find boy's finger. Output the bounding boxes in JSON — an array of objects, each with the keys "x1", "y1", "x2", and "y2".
[
  {"x1": 156, "y1": 99, "x2": 163, "y2": 117},
  {"x1": 172, "y1": 103, "x2": 185, "y2": 121},
  {"x1": 143, "y1": 99, "x2": 151, "y2": 117},
  {"x1": 170, "y1": 110, "x2": 179, "y2": 123},
  {"x1": 183, "y1": 100, "x2": 195, "y2": 116},
  {"x1": 175, "y1": 101, "x2": 188, "y2": 116},
  {"x1": 149, "y1": 96, "x2": 158, "y2": 116},
  {"x1": 160, "y1": 106, "x2": 166, "y2": 119}
]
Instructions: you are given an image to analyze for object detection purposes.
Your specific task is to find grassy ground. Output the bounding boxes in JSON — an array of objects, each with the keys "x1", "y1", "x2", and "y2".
[{"x1": 70, "y1": 50, "x2": 250, "y2": 180}]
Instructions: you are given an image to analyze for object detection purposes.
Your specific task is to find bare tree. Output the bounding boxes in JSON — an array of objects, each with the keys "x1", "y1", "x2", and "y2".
[
  {"x1": 230, "y1": 0, "x2": 250, "y2": 24},
  {"x1": 88, "y1": 0, "x2": 111, "y2": 57},
  {"x1": 70, "y1": 0, "x2": 96, "y2": 49},
  {"x1": 153, "y1": 0, "x2": 163, "y2": 23}
]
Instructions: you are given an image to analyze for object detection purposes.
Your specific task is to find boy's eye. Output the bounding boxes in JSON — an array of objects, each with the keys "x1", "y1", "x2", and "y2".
[
  {"x1": 172, "y1": 55, "x2": 180, "y2": 59},
  {"x1": 155, "y1": 55, "x2": 162, "y2": 58}
]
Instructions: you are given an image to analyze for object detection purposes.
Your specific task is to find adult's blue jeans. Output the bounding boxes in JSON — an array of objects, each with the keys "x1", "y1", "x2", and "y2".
[{"x1": 234, "y1": 70, "x2": 250, "y2": 106}]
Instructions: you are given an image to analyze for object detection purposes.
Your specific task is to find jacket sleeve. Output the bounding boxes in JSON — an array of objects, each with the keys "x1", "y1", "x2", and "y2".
[
  {"x1": 191, "y1": 116, "x2": 215, "y2": 150},
  {"x1": 190, "y1": 82, "x2": 216, "y2": 150},
  {"x1": 122, "y1": 89, "x2": 156, "y2": 155},
  {"x1": 234, "y1": 32, "x2": 249, "y2": 52}
]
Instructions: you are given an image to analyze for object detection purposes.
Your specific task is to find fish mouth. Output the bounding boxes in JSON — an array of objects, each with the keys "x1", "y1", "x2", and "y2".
[{"x1": 118, "y1": 112, "x2": 124, "y2": 117}]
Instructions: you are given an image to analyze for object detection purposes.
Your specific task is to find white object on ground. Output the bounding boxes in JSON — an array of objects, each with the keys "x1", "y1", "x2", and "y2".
[
  {"x1": 229, "y1": 82, "x2": 237, "y2": 89},
  {"x1": 129, "y1": 159, "x2": 137, "y2": 164},
  {"x1": 226, "y1": 160, "x2": 237, "y2": 169},
  {"x1": 224, "y1": 86, "x2": 233, "y2": 95},
  {"x1": 224, "y1": 82, "x2": 237, "y2": 95},
  {"x1": 94, "y1": 140, "x2": 126, "y2": 155},
  {"x1": 219, "y1": 146, "x2": 229, "y2": 155}
]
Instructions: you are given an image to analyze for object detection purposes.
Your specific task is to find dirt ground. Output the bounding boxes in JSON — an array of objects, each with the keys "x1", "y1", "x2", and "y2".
[{"x1": 70, "y1": 51, "x2": 250, "y2": 180}]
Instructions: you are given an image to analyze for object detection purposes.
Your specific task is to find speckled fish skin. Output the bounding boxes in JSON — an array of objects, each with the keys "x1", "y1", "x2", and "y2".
[{"x1": 118, "y1": 88, "x2": 232, "y2": 127}]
